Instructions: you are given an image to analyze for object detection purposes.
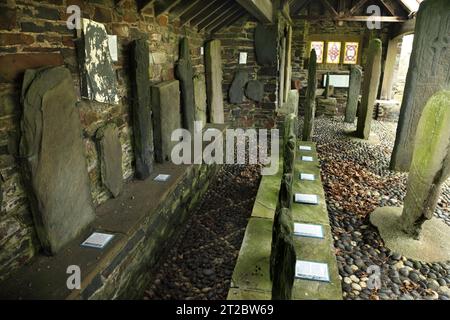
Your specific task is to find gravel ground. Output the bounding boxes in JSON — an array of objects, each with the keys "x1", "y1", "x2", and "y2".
[
  {"x1": 144, "y1": 164, "x2": 262, "y2": 300},
  {"x1": 311, "y1": 116, "x2": 450, "y2": 300}
]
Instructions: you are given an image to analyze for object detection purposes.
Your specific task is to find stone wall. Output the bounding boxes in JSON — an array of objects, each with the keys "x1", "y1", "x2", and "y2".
[
  {"x1": 214, "y1": 15, "x2": 288, "y2": 129},
  {"x1": 0, "y1": 0, "x2": 206, "y2": 280}
]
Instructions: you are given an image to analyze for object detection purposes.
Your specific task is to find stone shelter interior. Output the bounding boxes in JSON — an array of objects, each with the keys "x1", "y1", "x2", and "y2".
[{"x1": 0, "y1": 0, "x2": 449, "y2": 301}]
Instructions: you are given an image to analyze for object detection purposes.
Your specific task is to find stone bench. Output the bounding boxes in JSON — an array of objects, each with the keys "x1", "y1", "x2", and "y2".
[
  {"x1": 228, "y1": 140, "x2": 342, "y2": 300},
  {"x1": 0, "y1": 125, "x2": 226, "y2": 300}
]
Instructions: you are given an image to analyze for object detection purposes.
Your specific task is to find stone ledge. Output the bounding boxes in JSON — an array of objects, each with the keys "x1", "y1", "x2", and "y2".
[{"x1": 0, "y1": 125, "x2": 226, "y2": 300}]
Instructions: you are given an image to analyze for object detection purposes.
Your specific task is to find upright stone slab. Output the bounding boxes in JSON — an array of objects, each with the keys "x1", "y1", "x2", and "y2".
[
  {"x1": 302, "y1": 50, "x2": 317, "y2": 142},
  {"x1": 130, "y1": 39, "x2": 154, "y2": 180},
  {"x1": 96, "y1": 123, "x2": 123, "y2": 198},
  {"x1": 19, "y1": 66, "x2": 95, "y2": 255},
  {"x1": 152, "y1": 80, "x2": 181, "y2": 163},
  {"x1": 391, "y1": 0, "x2": 450, "y2": 172},
  {"x1": 245, "y1": 80, "x2": 264, "y2": 102},
  {"x1": 255, "y1": 24, "x2": 278, "y2": 66},
  {"x1": 345, "y1": 65, "x2": 363, "y2": 123},
  {"x1": 283, "y1": 114, "x2": 297, "y2": 176},
  {"x1": 356, "y1": 39, "x2": 382, "y2": 140},
  {"x1": 193, "y1": 74, "x2": 207, "y2": 126},
  {"x1": 400, "y1": 90, "x2": 450, "y2": 239},
  {"x1": 229, "y1": 70, "x2": 248, "y2": 104},
  {"x1": 205, "y1": 40, "x2": 224, "y2": 124},
  {"x1": 271, "y1": 208, "x2": 296, "y2": 300},
  {"x1": 175, "y1": 38, "x2": 196, "y2": 134}
]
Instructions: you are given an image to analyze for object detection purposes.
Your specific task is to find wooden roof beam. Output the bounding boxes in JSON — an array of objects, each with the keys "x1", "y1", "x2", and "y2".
[
  {"x1": 154, "y1": 0, "x2": 182, "y2": 18},
  {"x1": 318, "y1": 0, "x2": 338, "y2": 17},
  {"x1": 180, "y1": 0, "x2": 221, "y2": 27},
  {"x1": 236, "y1": 0, "x2": 273, "y2": 23},
  {"x1": 170, "y1": 0, "x2": 203, "y2": 20},
  {"x1": 190, "y1": 0, "x2": 233, "y2": 27},
  {"x1": 199, "y1": 5, "x2": 242, "y2": 31},
  {"x1": 209, "y1": 11, "x2": 247, "y2": 34}
]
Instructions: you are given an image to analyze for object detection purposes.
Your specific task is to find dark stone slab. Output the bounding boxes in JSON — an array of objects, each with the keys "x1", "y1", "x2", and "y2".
[
  {"x1": 245, "y1": 80, "x2": 264, "y2": 102},
  {"x1": 345, "y1": 65, "x2": 362, "y2": 123},
  {"x1": 302, "y1": 50, "x2": 317, "y2": 142},
  {"x1": 175, "y1": 38, "x2": 196, "y2": 134},
  {"x1": 151, "y1": 80, "x2": 181, "y2": 163},
  {"x1": 255, "y1": 24, "x2": 278, "y2": 66},
  {"x1": 130, "y1": 39, "x2": 154, "y2": 180},
  {"x1": 0, "y1": 53, "x2": 64, "y2": 82},
  {"x1": 229, "y1": 70, "x2": 248, "y2": 104},
  {"x1": 77, "y1": 18, "x2": 119, "y2": 105},
  {"x1": 19, "y1": 66, "x2": 95, "y2": 255},
  {"x1": 96, "y1": 123, "x2": 123, "y2": 198}
]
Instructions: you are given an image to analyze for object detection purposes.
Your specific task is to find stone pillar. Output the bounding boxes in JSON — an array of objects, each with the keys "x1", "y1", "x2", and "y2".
[
  {"x1": 176, "y1": 37, "x2": 196, "y2": 134},
  {"x1": 380, "y1": 38, "x2": 400, "y2": 100},
  {"x1": 356, "y1": 39, "x2": 382, "y2": 140},
  {"x1": 345, "y1": 65, "x2": 363, "y2": 123},
  {"x1": 19, "y1": 66, "x2": 95, "y2": 255},
  {"x1": 302, "y1": 49, "x2": 317, "y2": 142},
  {"x1": 283, "y1": 26, "x2": 293, "y2": 104},
  {"x1": 130, "y1": 39, "x2": 154, "y2": 180},
  {"x1": 400, "y1": 90, "x2": 450, "y2": 239},
  {"x1": 391, "y1": 0, "x2": 450, "y2": 172},
  {"x1": 205, "y1": 40, "x2": 224, "y2": 124},
  {"x1": 193, "y1": 74, "x2": 207, "y2": 126}
]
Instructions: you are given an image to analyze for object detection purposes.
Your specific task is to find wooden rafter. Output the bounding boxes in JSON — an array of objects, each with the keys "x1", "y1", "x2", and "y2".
[
  {"x1": 349, "y1": 0, "x2": 370, "y2": 15},
  {"x1": 199, "y1": 5, "x2": 241, "y2": 31},
  {"x1": 291, "y1": 0, "x2": 311, "y2": 15},
  {"x1": 154, "y1": 0, "x2": 182, "y2": 17},
  {"x1": 379, "y1": 0, "x2": 397, "y2": 16},
  {"x1": 170, "y1": 0, "x2": 202, "y2": 20},
  {"x1": 318, "y1": 0, "x2": 338, "y2": 17},
  {"x1": 180, "y1": 0, "x2": 221, "y2": 27},
  {"x1": 236, "y1": 0, "x2": 273, "y2": 23},
  {"x1": 138, "y1": 0, "x2": 157, "y2": 12},
  {"x1": 190, "y1": 0, "x2": 232, "y2": 27},
  {"x1": 209, "y1": 11, "x2": 247, "y2": 34}
]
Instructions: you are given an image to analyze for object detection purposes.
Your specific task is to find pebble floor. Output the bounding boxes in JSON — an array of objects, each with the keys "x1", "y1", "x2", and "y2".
[{"x1": 145, "y1": 117, "x2": 450, "y2": 301}]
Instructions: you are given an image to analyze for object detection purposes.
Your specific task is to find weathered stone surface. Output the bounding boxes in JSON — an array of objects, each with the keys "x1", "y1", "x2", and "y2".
[
  {"x1": 302, "y1": 50, "x2": 317, "y2": 141},
  {"x1": 271, "y1": 208, "x2": 296, "y2": 300},
  {"x1": 391, "y1": 0, "x2": 450, "y2": 172},
  {"x1": 77, "y1": 18, "x2": 119, "y2": 105},
  {"x1": 175, "y1": 38, "x2": 196, "y2": 134},
  {"x1": 345, "y1": 65, "x2": 362, "y2": 123},
  {"x1": 229, "y1": 70, "x2": 248, "y2": 104},
  {"x1": 205, "y1": 40, "x2": 224, "y2": 124},
  {"x1": 19, "y1": 66, "x2": 95, "y2": 255},
  {"x1": 283, "y1": 114, "x2": 297, "y2": 176},
  {"x1": 317, "y1": 97, "x2": 338, "y2": 117},
  {"x1": 400, "y1": 90, "x2": 450, "y2": 239},
  {"x1": 0, "y1": 53, "x2": 64, "y2": 82},
  {"x1": 245, "y1": 80, "x2": 264, "y2": 102},
  {"x1": 130, "y1": 39, "x2": 154, "y2": 180},
  {"x1": 193, "y1": 74, "x2": 207, "y2": 126},
  {"x1": 255, "y1": 24, "x2": 278, "y2": 66},
  {"x1": 96, "y1": 123, "x2": 123, "y2": 198},
  {"x1": 356, "y1": 39, "x2": 382, "y2": 140},
  {"x1": 151, "y1": 80, "x2": 181, "y2": 163}
]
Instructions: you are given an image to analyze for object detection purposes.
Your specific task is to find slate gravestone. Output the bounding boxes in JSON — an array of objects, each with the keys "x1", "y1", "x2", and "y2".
[
  {"x1": 175, "y1": 38, "x2": 196, "y2": 134},
  {"x1": 77, "y1": 19, "x2": 119, "y2": 105},
  {"x1": 193, "y1": 74, "x2": 207, "y2": 126},
  {"x1": 130, "y1": 39, "x2": 154, "y2": 180},
  {"x1": 302, "y1": 50, "x2": 317, "y2": 142},
  {"x1": 205, "y1": 40, "x2": 224, "y2": 124},
  {"x1": 283, "y1": 114, "x2": 297, "y2": 176},
  {"x1": 152, "y1": 80, "x2": 181, "y2": 163},
  {"x1": 391, "y1": 0, "x2": 450, "y2": 172},
  {"x1": 96, "y1": 123, "x2": 123, "y2": 198},
  {"x1": 400, "y1": 90, "x2": 450, "y2": 239},
  {"x1": 345, "y1": 65, "x2": 362, "y2": 123},
  {"x1": 245, "y1": 80, "x2": 264, "y2": 102},
  {"x1": 229, "y1": 70, "x2": 248, "y2": 104},
  {"x1": 271, "y1": 207, "x2": 296, "y2": 300},
  {"x1": 20, "y1": 66, "x2": 95, "y2": 255},
  {"x1": 356, "y1": 39, "x2": 382, "y2": 140},
  {"x1": 255, "y1": 24, "x2": 278, "y2": 66}
]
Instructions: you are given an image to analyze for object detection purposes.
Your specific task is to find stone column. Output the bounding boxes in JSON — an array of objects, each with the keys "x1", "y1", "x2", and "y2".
[
  {"x1": 345, "y1": 65, "x2": 363, "y2": 123},
  {"x1": 176, "y1": 37, "x2": 196, "y2": 134},
  {"x1": 400, "y1": 90, "x2": 450, "y2": 239},
  {"x1": 380, "y1": 38, "x2": 400, "y2": 100},
  {"x1": 302, "y1": 49, "x2": 317, "y2": 142},
  {"x1": 205, "y1": 40, "x2": 224, "y2": 124},
  {"x1": 356, "y1": 39, "x2": 382, "y2": 140},
  {"x1": 391, "y1": 0, "x2": 450, "y2": 172}
]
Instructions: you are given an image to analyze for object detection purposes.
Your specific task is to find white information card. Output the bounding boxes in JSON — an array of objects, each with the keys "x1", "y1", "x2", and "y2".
[
  {"x1": 302, "y1": 156, "x2": 314, "y2": 162},
  {"x1": 300, "y1": 173, "x2": 315, "y2": 181},
  {"x1": 154, "y1": 174, "x2": 171, "y2": 182},
  {"x1": 81, "y1": 232, "x2": 114, "y2": 249},
  {"x1": 294, "y1": 223, "x2": 324, "y2": 239},
  {"x1": 299, "y1": 146, "x2": 312, "y2": 151},
  {"x1": 295, "y1": 194, "x2": 319, "y2": 205},
  {"x1": 295, "y1": 261, "x2": 330, "y2": 282}
]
